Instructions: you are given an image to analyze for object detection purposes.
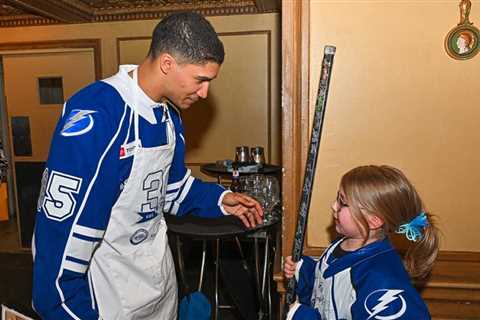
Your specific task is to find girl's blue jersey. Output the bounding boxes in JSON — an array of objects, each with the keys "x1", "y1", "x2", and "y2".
[{"x1": 290, "y1": 238, "x2": 431, "y2": 320}]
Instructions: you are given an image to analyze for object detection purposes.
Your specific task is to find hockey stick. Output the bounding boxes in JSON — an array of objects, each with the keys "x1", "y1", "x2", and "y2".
[{"x1": 284, "y1": 45, "x2": 336, "y2": 311}]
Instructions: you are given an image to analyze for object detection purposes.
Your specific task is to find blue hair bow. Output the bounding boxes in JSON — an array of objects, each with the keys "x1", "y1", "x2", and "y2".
[{"x1": 396, "y1": 212, "x2": 428, "y2": 242}]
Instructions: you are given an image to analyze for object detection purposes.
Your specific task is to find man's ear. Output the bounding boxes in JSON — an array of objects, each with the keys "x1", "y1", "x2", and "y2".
[
  {"x1": 158, "y1": 53, "x2": 176, "y2": 75},
  {"x1": 367, "y1": 214, "x2": 384, "y2": 230}
]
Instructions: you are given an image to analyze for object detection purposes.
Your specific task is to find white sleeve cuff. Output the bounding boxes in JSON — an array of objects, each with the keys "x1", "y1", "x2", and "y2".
[
  {"x1": 286, "y1": 301, "x2": 301, "y2": 320},
  {"x1": 295, "y1": 258, "x2": 304, "y2": 281},
  {"x1": 218, "y1": 190, "x2": 232, "y2": 215}
]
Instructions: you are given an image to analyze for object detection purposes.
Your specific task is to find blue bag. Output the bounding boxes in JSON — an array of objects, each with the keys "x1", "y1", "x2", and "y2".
[
  {"x1": 178, "y1": 240, "x2": 211, "y2": 320},
  {"x1": 179, "y1": 291, "x2": 211, "y2": 320}
]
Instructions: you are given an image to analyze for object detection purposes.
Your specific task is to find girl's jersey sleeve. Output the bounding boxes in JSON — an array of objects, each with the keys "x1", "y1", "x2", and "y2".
[
  {"x1": 32, "y1": 83, "x2": 126, "y2": 319},
  {"x1": 296, "y1": 255, "x2": 318, "y2": 305},
  {"x1": 163, "y1": 108, "x2": 227, "y2": 218},
  {"x1": 286, "y1": 256, "x2": 322, "y2": 320},
  {"x1": 287, "y1": 303, "x2": 322, "y2": 320}
]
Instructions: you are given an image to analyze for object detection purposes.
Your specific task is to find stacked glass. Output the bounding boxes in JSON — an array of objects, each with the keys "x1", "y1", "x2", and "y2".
[{"x1": 239, "y1": 174, "x2": 280, "y2": 223}]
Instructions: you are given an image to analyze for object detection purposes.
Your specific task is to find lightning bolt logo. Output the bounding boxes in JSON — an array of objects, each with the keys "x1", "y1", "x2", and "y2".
[
  {"x1": 61, "y1": 109, "x2": 97, "y2": 137},
  {"x1": 364, "y1": 289, "x2": 407, "y2": 320}
]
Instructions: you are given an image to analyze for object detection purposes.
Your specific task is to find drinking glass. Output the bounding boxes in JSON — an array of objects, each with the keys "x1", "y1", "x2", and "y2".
[
  {"x1": 263, "y1": 176, "x2": 280, "y2": 223},
  {"x1": 239, "y1": 174, "x2": 280, "y2": 223},
  {"x1": 250, "y1": 174, "x2": 266, "y2": 207},
  {"x1": 240, "y1": 174, "x2": 266, "y2": 214},
  {"x1": 239, "y1": 175, "x2": 253, "y2": 194}
]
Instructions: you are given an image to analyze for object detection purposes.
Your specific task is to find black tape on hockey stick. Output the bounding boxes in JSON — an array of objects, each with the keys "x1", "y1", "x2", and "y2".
[{"x1": 284, "y1": 45, "x2": 336, "y2": 311}]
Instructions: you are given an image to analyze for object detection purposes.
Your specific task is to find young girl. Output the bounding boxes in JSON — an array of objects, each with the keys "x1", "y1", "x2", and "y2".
[{"x1": 284, "y1": 165, "x2": 439, "y2": 319}]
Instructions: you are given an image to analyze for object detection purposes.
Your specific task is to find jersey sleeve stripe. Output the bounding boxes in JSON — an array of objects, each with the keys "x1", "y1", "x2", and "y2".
[
  {"x1": 67, "y1": 236, "x2": 99, "y2": 262},
  {"x1": 62, "y1": 303, "x2": 82, "y2": 320},
  {"x1": 87, "y1": 272, "x2": 97, "y2": 311},
  {"x1": 166, "y1": 169, "x2": 191, "y2": 191},
  {"x1": 72, "y1": 232, "x2": 102, "y2": 242},
  {"x1": 163, "y1": 199, "x2": 173, "y2": 213},
  {"x1": 165, "y1": 193, "x2": 177, "y2": 201},
  {"x1": 64, "y1": 259, "x2": 88, "y2": 274},
  {"x1": 169, "y1": 202, "x2": 180, "y2": 215},
  {"x1": 175, "y1": 176, "x2": 195, "y2": 203},
  {"x1": 65, "y1": 255, "x2": 89, "y2": 265},
  {"x1": 73, "y1": 224, "x2": 105, "y2": 239},
  {"x1": 165, "y1": 176, "x2": 195, "y2": 215}
]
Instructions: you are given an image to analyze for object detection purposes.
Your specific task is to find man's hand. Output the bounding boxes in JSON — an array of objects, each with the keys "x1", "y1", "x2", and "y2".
[{"x1": 222, "y1": 192, "x2": 263, "y2": 228}]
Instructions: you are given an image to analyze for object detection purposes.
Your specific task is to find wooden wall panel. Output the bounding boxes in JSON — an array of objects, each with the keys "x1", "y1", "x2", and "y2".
[
  {"x1": 2, "y1": 50, "x2": 95, "y2": 161},
  {"x1": 282, "y1": 0, "x2": 480, "y2": 256}
]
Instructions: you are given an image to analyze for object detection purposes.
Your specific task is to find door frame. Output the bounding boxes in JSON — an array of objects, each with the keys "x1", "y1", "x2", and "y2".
[
  {"x1": 275, "y1": 0, "x2": 311, "y2": 305},
  {"x1": 281, "y1": 1, "x2": 310, "y2": 259},
  {"x1": 0, "y1": 39, "x2": 101, "y2": 248}
]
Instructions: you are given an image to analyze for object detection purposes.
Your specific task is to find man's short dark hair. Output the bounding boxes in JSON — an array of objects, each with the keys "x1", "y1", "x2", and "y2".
[{"x1": 148, "y1": 12, "x2": 225, "y2": 65}]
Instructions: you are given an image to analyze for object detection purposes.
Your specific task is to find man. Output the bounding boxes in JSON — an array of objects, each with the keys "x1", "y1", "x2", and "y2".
[{"x1": 32, "y1": 12, "x2": 263, "y2": 320}]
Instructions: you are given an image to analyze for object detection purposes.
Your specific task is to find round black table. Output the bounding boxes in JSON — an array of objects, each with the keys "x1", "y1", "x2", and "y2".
[
  {"x1": 165, "y1": 214, "x2": 280, "y2": 320},
  {"x1": 165, "y1": 214, "x2": 279, "y2": 238}
]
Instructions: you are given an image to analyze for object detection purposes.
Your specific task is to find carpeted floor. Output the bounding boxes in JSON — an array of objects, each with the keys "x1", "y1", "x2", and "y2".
[{"x1": 0, "y1": 219, "x2": 279, "y2": 320}]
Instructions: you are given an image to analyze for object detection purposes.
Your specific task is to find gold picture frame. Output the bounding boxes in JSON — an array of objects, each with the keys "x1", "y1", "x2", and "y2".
[{"x1": 445, "y1": 0, "x2": 480, "y2": 60}]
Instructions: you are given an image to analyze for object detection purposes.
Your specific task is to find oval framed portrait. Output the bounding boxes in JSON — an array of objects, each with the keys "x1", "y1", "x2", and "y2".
[{"x1": 445, "y1": 24, "x2": 480, "y2": 60}]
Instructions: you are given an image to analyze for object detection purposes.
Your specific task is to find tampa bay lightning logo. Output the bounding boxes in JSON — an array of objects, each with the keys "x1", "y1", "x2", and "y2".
[
  {"x1": 130, "y1": 228, "x2": 149, "y2": 245},
  {"x1": 61, "y1": 109, "x2": 97, "y2": 137},
  {"x1": 364, "y1": 289, "x2": 407, "y2": 319}
]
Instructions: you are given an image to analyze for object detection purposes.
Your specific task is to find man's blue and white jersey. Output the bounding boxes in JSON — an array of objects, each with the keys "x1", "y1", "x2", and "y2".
[
  {"x1": 32, "y1": 65, "x2": 228, "y2": 319},
  {"x1": 288, "y1": 238, "x2": 431, "y2": 320}
]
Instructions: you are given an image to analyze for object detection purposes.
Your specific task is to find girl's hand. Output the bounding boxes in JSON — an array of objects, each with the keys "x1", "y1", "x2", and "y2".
[{"x1": 284, "y1": 255, "x2": 297, "y2": 279}]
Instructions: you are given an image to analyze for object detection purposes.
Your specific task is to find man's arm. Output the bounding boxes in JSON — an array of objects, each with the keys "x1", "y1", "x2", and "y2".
[{"x1": 32, "y1": 93, "x2": 124, "y2": 319}]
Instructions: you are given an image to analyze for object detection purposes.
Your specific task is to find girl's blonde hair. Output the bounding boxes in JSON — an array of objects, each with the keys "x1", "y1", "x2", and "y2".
[{"x1": 340, "y1": 165, "x2": 439, "y2": 279}]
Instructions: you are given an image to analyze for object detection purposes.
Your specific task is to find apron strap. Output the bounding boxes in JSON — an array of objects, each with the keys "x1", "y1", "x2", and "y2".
[{"x1": 132, "y1": 68, "x2": 141, "y2": 143}]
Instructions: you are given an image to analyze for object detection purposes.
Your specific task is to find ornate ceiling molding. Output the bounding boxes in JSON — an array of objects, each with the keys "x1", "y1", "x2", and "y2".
[{"x1": 0, "y1": 0, "x2": 280, "y2": 27}]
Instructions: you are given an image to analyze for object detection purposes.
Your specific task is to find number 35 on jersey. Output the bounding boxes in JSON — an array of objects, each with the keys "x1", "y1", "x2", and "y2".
[{"x1": 38, "y1": 168, "x2": 83, "y2": 222}]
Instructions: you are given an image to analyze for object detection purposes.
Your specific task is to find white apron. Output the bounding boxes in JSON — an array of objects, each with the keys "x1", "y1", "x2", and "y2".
[{"x1": 89, "y1": 69, "x2": 177, "y2": 320}]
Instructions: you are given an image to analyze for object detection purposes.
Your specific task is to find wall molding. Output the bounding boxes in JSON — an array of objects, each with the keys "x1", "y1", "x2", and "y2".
[
  {"x1": 0, "y1": 39, "x2": 102, "y2": 80},
  {"x1": 0, "y1": 0, "x2": 280, "y2": 27}
]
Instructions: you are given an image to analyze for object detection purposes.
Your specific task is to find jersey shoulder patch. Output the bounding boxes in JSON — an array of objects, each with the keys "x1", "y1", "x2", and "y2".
[{"x1": 61, "y1": 109, "x2": 97, "y2": 137}]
